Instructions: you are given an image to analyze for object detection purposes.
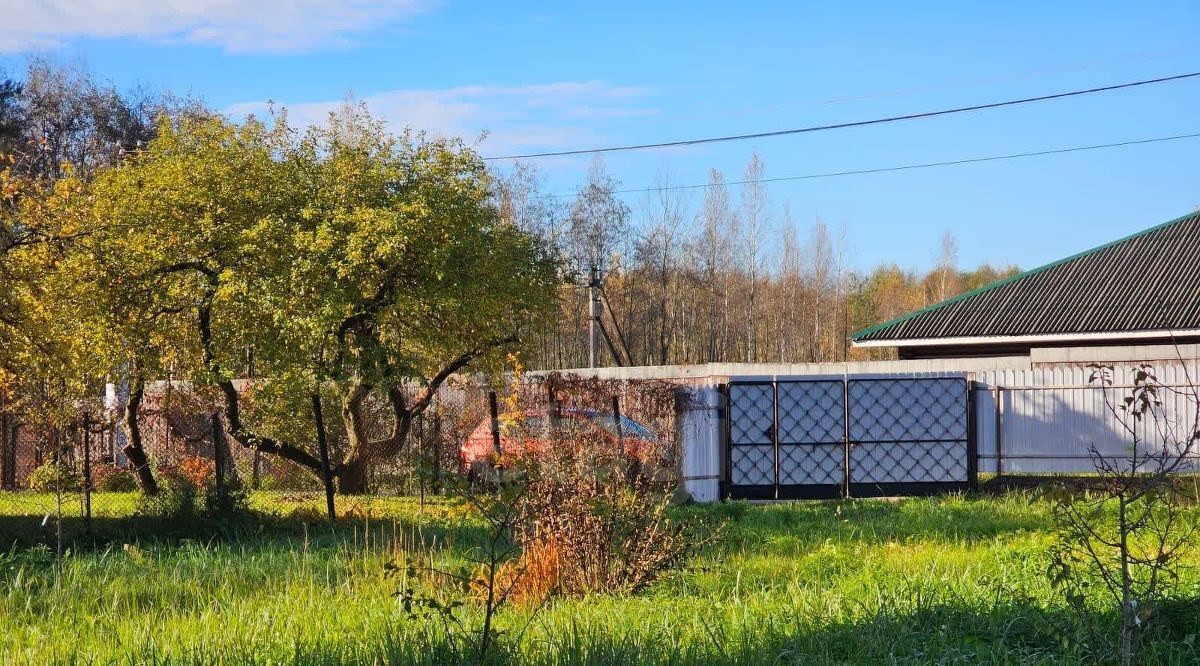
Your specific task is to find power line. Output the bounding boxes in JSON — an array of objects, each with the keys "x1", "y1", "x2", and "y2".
[
  {"x1": 485, "y1": 71, "x2": 1200, "y2": 160},
  {"x1": 539, "y1": 130, "x2": 1200, "y2": 199}
]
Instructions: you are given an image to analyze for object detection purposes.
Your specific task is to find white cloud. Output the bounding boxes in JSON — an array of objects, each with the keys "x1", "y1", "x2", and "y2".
[
  {"x1": 0, "y1": 0, "x2": 432, "y2": 53},
  {"x1": 226, "y1": 81, "x2": 655, "y2": 157}
]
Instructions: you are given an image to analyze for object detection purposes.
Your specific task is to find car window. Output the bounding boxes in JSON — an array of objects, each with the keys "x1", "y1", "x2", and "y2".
[
  {"x1": 590, "y1": 413, "x2": 657, "y2": 439},
  {"x1": 554, "y1": 414, "x2": 595, "y2": 436}
]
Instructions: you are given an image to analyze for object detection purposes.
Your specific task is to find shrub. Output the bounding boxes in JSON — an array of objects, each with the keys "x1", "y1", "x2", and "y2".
[
  {"x1": 27, "y1": 463, "x2": 82, "y2": 492},
  {"x1": 92, "y1": 464, "x2": 138, "y2": 492},
  {"x1": 138, "y1": 461, "x2": 248, "y2": 522},
  {"x1": 503, "y1": 433, "x2": 721, "y2": 603},
  {"x1": 485, "y1": 534, "x2": 562, "y2": 607},
  {"x1": 178, "y1": 456, "x2": 214, "y2": 489},
  {"x1": 137, "y1": 464, "x2": 200, "y2": 521},
  {"x1": 203, "y1": 481, "x2": 248, "y2": 519}
]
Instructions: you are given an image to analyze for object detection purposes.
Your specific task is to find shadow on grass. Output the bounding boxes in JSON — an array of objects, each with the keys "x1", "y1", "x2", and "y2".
[
  {"x1": 0, "y1": 510, "x2": 492, "y2": 556},
  {"x1": 677, "y1": 493, "x2": 1052, "y2": 554}
]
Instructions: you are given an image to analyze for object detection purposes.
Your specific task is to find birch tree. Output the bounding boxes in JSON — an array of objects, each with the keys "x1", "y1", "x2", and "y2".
[{"x1": 738, "y1": 152, "x2": 768, "y2": 362}]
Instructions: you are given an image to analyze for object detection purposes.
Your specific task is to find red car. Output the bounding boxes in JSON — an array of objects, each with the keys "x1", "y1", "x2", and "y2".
[{"x1": 460, "y1": 408, "x2": 659, "y2": 475}]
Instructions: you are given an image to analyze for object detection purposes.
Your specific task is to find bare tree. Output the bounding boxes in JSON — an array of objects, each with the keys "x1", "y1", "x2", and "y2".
[
  {"x1": 636, "y1": 168, "x2": 688, "y2": 364},
  {"x1": 689, "y1": 169, "x2": 734, "y2": 363},
  {"x1": 568, "y1": 158, "x2": 629, "y2": 276},
  {"x1": 806, "y1": 218, "x2": 833, "y2": 361},
  {"x1": 936, "y1": 230, "x2": 959, "y2": 302},
  {"x1": 738, "y1": 152, "x2": 768, "y2": 362},
  {"x1": 1048, "y1": 362, "x2": 1200, "y2": 665},
  {"x1": 778, "y1": 205, "x2": 803, "y2": 362}
]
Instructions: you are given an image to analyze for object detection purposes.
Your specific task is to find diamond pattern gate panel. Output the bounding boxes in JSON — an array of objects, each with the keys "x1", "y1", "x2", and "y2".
[
  {"x1": 727, "y1": 382, "x2": 776, "y2": 499},
  {"x1": 847, "y1": 377, "x2": 972, "y2": 497},
  {"x1": 776, "y1": 380, "x2": 845, "y2": 499}
]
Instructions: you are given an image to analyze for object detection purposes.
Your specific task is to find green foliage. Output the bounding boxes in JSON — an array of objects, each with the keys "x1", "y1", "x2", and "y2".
[
  {"x1": 48, "y1": 107, "x2": 563, "y2": 485},
  {"x1": 203, "y1": 481, "x2": 249, "y2": 520},
  {"x1": 25, "y1": 462, "x2": 82, "y2": 491},
  {"x1": 136, "y1": 466, "x2": 201, "y2": 522},
  {"x1": 92, "y1": 464, "x2": 138, "y2": 492}
]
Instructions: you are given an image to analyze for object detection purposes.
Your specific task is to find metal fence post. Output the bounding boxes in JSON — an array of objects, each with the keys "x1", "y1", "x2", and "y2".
[
  {"x1": 211, "y1": 413, "x2": 224, "y2": 490},
  {"x1": 966, "y1": 381, "x2": 979, "y2": 490},
  {"x1": 612, "y1": 395, "x2": 624, "y2": 456},
  {"x1": 842, "y1": 379, "x2": 851, "y2": 499},
  {"x1": 720, "y1": 383, "x2": 730, "y2": 501},
  {"x1": 488, "y1": 391, "x2": 502, "y2": 455},
  {"x1": 416, "y1": 412, "x2": 426, "y2": 506},
  {"x1": 82, "y1": 413, "x2": 92, "y2": 536},
  {"x1": 311, "y1": 393, "x2": 336, "y2": 521},
  {"x1": 0, "y1": 410, "x2": 10, "y2": 491},
  {"x1": 545, "y1": 380, "x2": 561, "y2": 442},
  {"x1": 432, "y1": 410, "x2": 442, "y2": 494},
  {"x1": 994, "y1": 386, "x2": 1004, "y2": 478},
  {"x1": 771, "y1": 380, "x2": 780, "y2": 500}
]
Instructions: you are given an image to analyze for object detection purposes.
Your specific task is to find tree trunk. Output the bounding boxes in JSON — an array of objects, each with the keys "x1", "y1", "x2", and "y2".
[
  {"x1": 335, "y1": 380, "x2": 418, "y2": 495},
  {"x1": 336, "y1": 455, "x2": 372, "y2": 495},
  {"x1": 1119, "y1": 495, "x2": 1137, "y2": 666},
  {"x1": 337, "y1": 381, "x2": 373, "y2": 495},
  {"x1": 121, "y1": 376, "x2": 158, "y2": 495}
]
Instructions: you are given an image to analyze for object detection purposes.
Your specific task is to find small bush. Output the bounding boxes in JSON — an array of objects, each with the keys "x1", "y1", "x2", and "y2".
[
  {"x1": 486, "y1": 535, "x2": 562, "y2": 607},
  {"x1": 507, "y1": 433, "x2": 721, "y2": 603},
  {"x1": 204, "y1": 481, "x2": 248, "y2": 519},
  {"x1": 92, "y1": 464, "x2": 138, "y2": 492},
  {"x1": 138, "y1": 462, "x2": 248, "y2": 522},
  {"x1": 178, "y1": 456, "x2": 215, "y2": 489},
  {"x1": 137, "y1": 465, "x2": 200, "y2": 522},
  {"x1": 26, "y1": 463, "x2": 82, "y2": 492}
]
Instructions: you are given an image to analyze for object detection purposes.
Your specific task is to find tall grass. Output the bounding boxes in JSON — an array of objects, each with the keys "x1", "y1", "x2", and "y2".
[{"x1": 1, "y1": 493, "x2": 1198, "y2": 664}]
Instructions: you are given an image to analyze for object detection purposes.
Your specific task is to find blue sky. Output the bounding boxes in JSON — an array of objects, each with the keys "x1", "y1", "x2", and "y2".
[{"x1": 3, "y1": 1, "x2": 1199, "y2": 272}]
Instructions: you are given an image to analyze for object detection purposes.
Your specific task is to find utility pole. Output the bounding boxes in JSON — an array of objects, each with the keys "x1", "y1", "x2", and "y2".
[{"x1": 588, "y1": 263, "x2": 601, "y2": 368}]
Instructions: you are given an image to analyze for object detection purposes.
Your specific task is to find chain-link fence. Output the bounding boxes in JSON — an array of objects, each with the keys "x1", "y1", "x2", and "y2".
[{"x1": 0, "y1": 374, "x2": 686, "y2": 550}]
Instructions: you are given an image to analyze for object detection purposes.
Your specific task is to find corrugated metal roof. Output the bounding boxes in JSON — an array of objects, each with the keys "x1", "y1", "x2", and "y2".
[{"x1": 853, "y1": 210, "x2": 1200, "y2": 342}]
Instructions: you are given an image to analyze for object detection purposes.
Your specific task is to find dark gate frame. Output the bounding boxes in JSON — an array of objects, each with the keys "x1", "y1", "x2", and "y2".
[
  {"x1": 722, "y1": 378, "x2": 978, "y2": 500},
  {"x1": 723, "y1": 380, "x2": 776, "y2": 500}
]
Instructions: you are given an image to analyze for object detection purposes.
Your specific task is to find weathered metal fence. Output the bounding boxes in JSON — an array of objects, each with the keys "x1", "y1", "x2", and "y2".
[{"x1": 0, "y1": 375, "x2": 684, "y2": 549}]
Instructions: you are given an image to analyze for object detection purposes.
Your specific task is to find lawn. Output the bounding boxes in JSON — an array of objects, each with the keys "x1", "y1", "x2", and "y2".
[{"x1": 1, "y1": 492, "x2": 1199, "y2": 665}]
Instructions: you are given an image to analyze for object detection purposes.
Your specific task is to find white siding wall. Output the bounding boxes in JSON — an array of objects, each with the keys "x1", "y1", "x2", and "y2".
[
  {"x1": 679, "y1": 384, "x2": 722, "y2": 502},
  {"x1": 974, "y1": 361, "x2": 1200, "y2": 474}
]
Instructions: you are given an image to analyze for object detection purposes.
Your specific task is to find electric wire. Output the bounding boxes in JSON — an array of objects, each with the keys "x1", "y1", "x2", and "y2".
[
  {"x1": 485, "y1": 71, "x2": 1200, "y2": 160},
  {"x1": 539, "y1": 130, "x2": 1200, "y2": 199}
]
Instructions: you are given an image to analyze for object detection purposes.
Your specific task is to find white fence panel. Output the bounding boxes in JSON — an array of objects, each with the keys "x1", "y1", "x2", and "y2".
[
  {"x1": 975, "y1": 364, "x2": 1200, "y2": 474},
  {"x1": 680, "y1": 385, "x2": 722, "y2": 502}
]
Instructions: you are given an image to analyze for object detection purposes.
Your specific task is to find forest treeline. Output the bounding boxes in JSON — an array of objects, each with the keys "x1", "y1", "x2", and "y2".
[{"x1": 497, "y1": 158, "x2": 1020, "y2": 369}]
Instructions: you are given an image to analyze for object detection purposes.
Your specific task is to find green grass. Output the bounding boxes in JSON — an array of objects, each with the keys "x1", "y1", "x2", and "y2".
[{"x1": 1, "y1": 493, "x2": 1199, "y2": 664}]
